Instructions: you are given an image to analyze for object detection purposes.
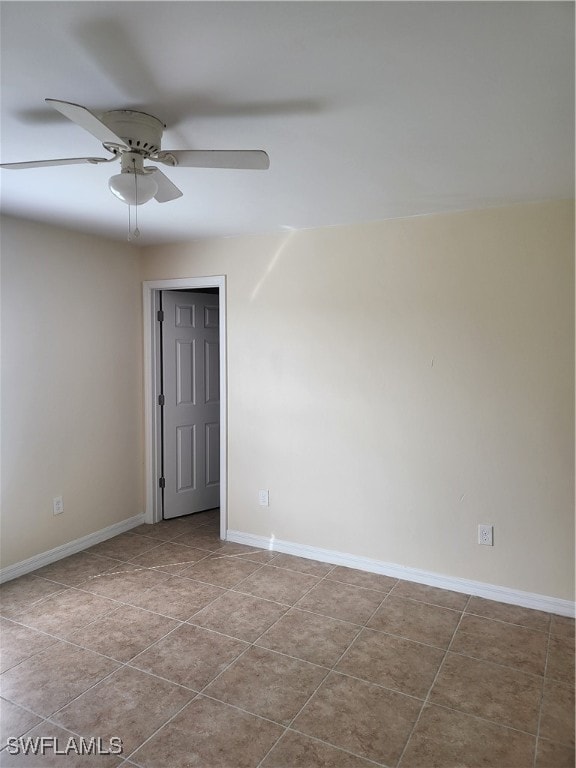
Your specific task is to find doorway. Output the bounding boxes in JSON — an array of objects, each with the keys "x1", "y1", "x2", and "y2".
[
  {"x1": 143, "y1": 277, "x2": 227, "y2": 540},
  {"x1": 160, "y1": 289, "x2": 220, "y2": 519}
]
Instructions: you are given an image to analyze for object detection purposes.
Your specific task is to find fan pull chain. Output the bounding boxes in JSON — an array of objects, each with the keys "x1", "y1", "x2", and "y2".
[
  {"x1": 134, "y1": 167, "x2": 140, "y2": 238},
  {"x1": 127, "y1": 159, "x2": 141, "y2": 241}
]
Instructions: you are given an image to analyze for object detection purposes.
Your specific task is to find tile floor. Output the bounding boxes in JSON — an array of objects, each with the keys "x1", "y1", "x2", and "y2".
[{"x1": 0, "y1": 509, "x2": 574, "y2": 767}]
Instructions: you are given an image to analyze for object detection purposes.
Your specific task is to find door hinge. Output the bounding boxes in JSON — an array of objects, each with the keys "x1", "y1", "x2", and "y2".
[
  {"x1": 158, "y1": 394, "x2": 165, "y2": 406},
  {"x1": 159, "y1": 477, "x2": 166, "y2": 489},
  {"x1": 157, "y1": 310, "x2": 164, "y2": 322}
]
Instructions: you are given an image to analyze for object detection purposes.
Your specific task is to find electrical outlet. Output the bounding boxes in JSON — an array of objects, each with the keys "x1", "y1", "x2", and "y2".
[
  {"x1": 258, "y1": 489, "x2": 270, "y2": 507},
  {"x1": 53, "y1": 496, "x2": 64, "y2": 515},
  {"x1": 478, "y1": 524, "x2": 493, "y2": 546}
]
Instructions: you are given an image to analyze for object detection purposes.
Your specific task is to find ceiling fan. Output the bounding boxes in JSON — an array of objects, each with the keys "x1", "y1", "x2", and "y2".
[{"x1": 0, "y1": 98, "x2": 270, "y2": 206}]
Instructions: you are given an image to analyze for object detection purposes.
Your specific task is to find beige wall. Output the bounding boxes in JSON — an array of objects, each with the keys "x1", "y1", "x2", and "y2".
[
  {"x1": 1, "y1": 216, "x2": 144, "y2": 566},
  {"x1": 142, "y1": 201, "x2": 575, "y2": 600}
]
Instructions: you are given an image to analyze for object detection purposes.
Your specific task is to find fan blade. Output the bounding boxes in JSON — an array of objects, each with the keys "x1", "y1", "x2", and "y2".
[
  {"x1": 155, "y1": 150, "x2": 270, "y2": 170},
  {"x1": 146, "y1": 168, "x2": 183, "y2": 203},
  {"x1": 46, "y1": 99, "x2": 127, "y2": 146},
  {"x1": 0, "y1": 156, "x2": 116, "y2": 170}
]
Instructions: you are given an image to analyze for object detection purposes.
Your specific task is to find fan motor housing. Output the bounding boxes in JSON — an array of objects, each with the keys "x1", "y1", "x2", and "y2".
[{"x1": 101, "y1": 110, "x2": 165, "y2": 155}]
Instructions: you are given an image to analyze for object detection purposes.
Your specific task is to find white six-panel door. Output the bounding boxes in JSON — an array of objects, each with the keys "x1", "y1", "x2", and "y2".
[{"x1": 162, "y1": 290, "x2": 220, "y2": 519}]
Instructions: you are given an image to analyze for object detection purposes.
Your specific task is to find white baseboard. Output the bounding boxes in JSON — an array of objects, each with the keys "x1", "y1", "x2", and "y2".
[
  {"x1": 226, "y1": 530, "x2": 575, "y2": 618},
  {"x1": 0, "y1": 513, "x2": 146, "y2": 584}
]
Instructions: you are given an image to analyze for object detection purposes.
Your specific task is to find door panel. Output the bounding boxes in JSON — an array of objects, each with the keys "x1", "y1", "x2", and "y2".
[
  {"x1": 176, "y1": 425, "x2": 195, "y2": 491},
  {"x1": 204, "y1": 340, "x2": 219, "y2": 404},
  {"x1": 176, "y1": 339, "x2": 195, "y2": 404},
  {"x1": 162, "y1": 290, "x2": 219, "y2": 519},
  {"x1": 205, "y1": 422, "x2": 220, "y2": 486}
]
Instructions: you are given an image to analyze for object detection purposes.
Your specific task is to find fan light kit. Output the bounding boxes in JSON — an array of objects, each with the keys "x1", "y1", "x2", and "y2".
[{"x1": 0, "y1": 99, "x2": 270, "y2": 239}]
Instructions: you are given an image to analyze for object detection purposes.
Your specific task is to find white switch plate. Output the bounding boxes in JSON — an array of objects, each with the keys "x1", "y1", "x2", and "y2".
[
  {"x1": 53, "y1": 496, "x2": 64, "y2": 515},
  {"x1": 258, "y1": 489, "x2": 270, "y2": 506}
]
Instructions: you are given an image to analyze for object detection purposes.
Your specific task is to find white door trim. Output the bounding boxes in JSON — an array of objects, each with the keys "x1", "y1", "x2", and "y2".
[{"x1": 143, "y1": 276, "x2": 227, "y2": 539}]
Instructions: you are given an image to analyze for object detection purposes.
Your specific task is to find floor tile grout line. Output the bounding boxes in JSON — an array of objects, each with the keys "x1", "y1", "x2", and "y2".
[
  {"x1": 52, "y1": 561, "x2": 214, "y2": 605},
  {"x1": 24, "y1": 663, "x2": 128, "y2": 723},
  {"x1": 254, "y1": 583, "x2": 391, "y2": 768},
  {"x1": 254, "y1": 563, "x2": 337, "y2": 579},
  {"x1": 105, "y1": 691, "x2": 202, "y2": 765},
  {"x1": 323, "y1": 579, "x2": 397, "y2": 597},
  {"x1": 1, "y1": 621, "x2": 195, "y2": 723},
  {"x1": 230, "y1": 562, "x2": 355, "y2": 646},
  {"x1": 532, "y1": 615, "x2": 553, "y2": 768},
  {"x1": 187, "y1": 580, "x2": 321, "y2": 703},
  {"x1": 123, "y1": 610, "x2": 246, "y2": 669},
  {"x1": 29, "y1": 557, "x2": 145, "y2": 585},
  {"x1": 142, "y1": 688, "x2": 385, "y2": 768},
  {"x1": 200, "y1": 645, "x2": 429, "y2": 706},
  {"x1": 6, "y1": 564, "x2": 181, "y2": 620},
  {"x1": 232, "y1": 587, "x2": 556, "y2": 685},
  {"x1": 386, "y1": 588, "x2": 467, "y2": 614},
  {"x1": 395, "y1": 593, "x2": 472, "y2": 768},
  {"x1": 293, "y1": 563, "x2": 390, "y2": 609},
  {"x1": 55, "y1": 594, "x2": 182, "y2": 642},
  {"x1": 224, "y1": 557, "x2": 336, "y2": 613},
  {"x1": 87, "y1": 531, "x2": 222, "y2": 567},
  {"x1": 249, "y1": 559, "x2": 388, "y2": 640},
  {"x1": 177, "y1": 557, "x2": 272, "y2": 585},
  {"x1": 0, "y1": 627, "x2": 64, "y2": 674},
  {"x1": 0, "y1": 584, "x2": 71, "y2": 615},
  {"x1": 390, "y1": 608, "x2": 560, "y2": 750},
  {"x1": 345, "y1": 617, "x2": 463, "y2": 653},
  {"x1": 154, "y1": 578, "x2": 247, "y2": 624},
  {"x1": 284, "y1": 727, "x2": 394, "y2": 768},
  {"x1": 188, "y1": 570, "x2": 396, "y2": 662},
  {"x1": 198, "y1": 691, "x2": 296, "y2": 729},
  {"x1": 411, "y1": 700, "x2": 549, "y2": 740},
  {"x1": 118, "y1": 663, "x2": 199, "y2": 694},
  {"x1": 4, "y1": 637, "x2": 212, "y2": 758},
  {"x1": 0, "y1": 616, "x2": 153, "y2": 674},
  {"x1": 120, "y1": 683, "x2": 308, "y2": 766},
  {"x1": 33, "y1": 551, "x2": 130, "y2": 574},
  {"x1": 188, "y1": 620, "x2": 288, "y2": 701},
  {"x1": 2, "y1": 580, "x2": 226, "y2": 643},
  {"x1": 185, "y1": 601, "x2": 291, "y2": 644},
  {"x1": 256, "y1": 602, "x2": 367, "y2": 626},
  {"x1": 0, "y1": 698, "x2": 52, "y2": 740},
  {"x1": 462, "y1": 610, "x2": 553, "y2": 635},
  {"x1": 9, "y1": 627, "x2": 188, "y2": 712},
  {"x1": 436, "y1": 646, "x2": 548, "y2": 681},
  {"x1": 4, "y1": 573, "x2": 277, "y2": 676},
  {"x1": 130, "y1": 528, "x2": 216, "y2": 546},
  {"x1": 74, "y1": 558, "x2": 215, "y2": 581},
  {"x1": 193, "y1": 562, "x2": 377, "y2": 768},
  {"x1": 13, "y1": 586, "x2": 165, "y2": 630},
  {"x1": 210, "y1": 692, "x2": 289, "y2": 768}
]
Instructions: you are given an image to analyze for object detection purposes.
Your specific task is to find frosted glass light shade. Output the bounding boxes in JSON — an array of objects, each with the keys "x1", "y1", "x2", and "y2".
[{"x1": 109, "y1": 172, "x2": 158, "y2": 205}]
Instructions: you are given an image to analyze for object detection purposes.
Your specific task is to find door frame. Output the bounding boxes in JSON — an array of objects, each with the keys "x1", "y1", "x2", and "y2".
[{"x1": 142, "y1": 276, "x2": 227, "y2": 539}]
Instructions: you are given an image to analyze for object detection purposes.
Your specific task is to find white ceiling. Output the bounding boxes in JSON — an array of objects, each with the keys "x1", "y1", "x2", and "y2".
[{"x1": 0, "y1": 1, "x2": 573, "y2": 245}]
